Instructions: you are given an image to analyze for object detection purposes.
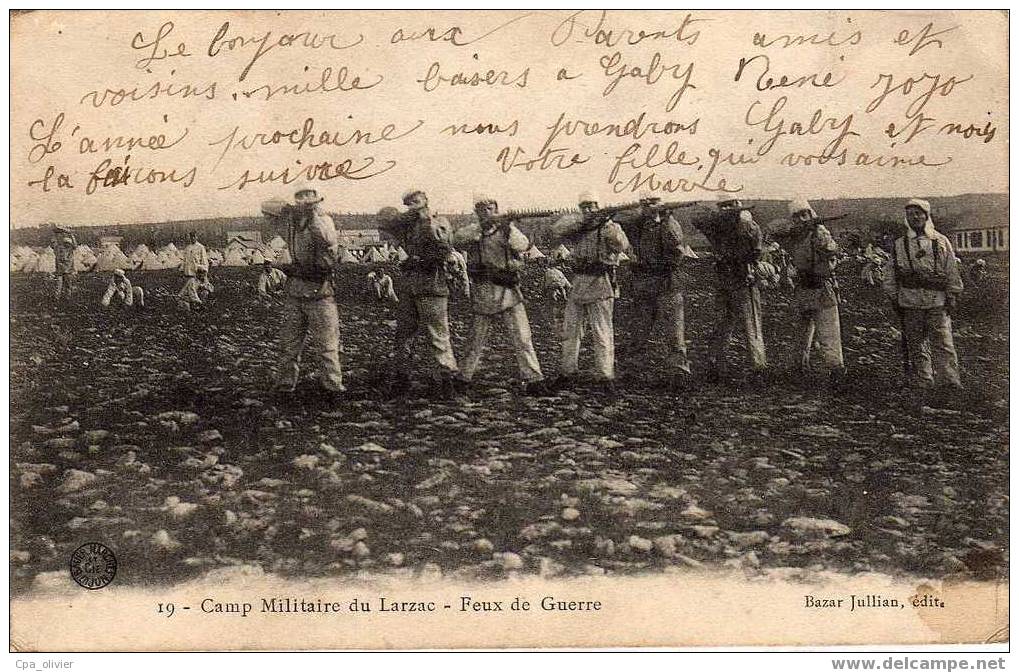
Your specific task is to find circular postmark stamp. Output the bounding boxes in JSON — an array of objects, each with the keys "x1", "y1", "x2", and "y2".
[{"x1": 69, "y1": 542, "x2": 117, "y2": 590}]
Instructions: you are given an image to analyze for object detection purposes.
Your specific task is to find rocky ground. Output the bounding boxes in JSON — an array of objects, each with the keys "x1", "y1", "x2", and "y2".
[{"x1": 9, "y1": 259, "x2": 1009, "y2": 593}]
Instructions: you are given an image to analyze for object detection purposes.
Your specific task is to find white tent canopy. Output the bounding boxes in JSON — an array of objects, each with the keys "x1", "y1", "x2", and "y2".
[
  {"x1": 339, "y1": 248, "x2": 359, "y2": 264},
  {"x1": 137, "y1": 251, "x2": 168, "y2": 270},
  {"x1": 10, "y1": 246, "x2": 39, "y2": 272},
  {"x1": 361, "y1": 247, "x2": 387, "y2": 263},
  {"x1": 35, "y1": 248, "x2": 56, "y2": 273},
  {"x1": 222, "y1": 246, "x2": 250, "y2": 267},
  {"x1": 550, "y1": 244, "x2": 572, "y2": 260},
  {"x1": 208, "y1": 249, "x2": 225, "y2": 266},
  {"x1": 267, "y1": 235, "x2": 288, "y2": 250},
  {"x1": 72, "y1": 245, "x2": 97, "y2": 271},
  {"x1": 94, "y1": 243, "x2": 134, "y2": 271},
  {"x1": 129, "y1": 244, "x2": 151, "y2": 264},
  {"x1": 522, "y1": 246, "x2": 546, "y2": 259}
]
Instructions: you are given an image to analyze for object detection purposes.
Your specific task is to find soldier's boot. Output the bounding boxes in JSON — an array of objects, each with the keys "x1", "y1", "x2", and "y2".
[
  {"x1": 522, "y1": 379, "x2": 549, "y2": 397},
  {"x1": 828, "y1": 367, "x2": 847, "y2": 393},
  {"x1": 549, "y1": 375, "x2": 578, "y2": 392}
]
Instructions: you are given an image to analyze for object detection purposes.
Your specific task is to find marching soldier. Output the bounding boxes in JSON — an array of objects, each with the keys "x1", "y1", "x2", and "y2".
[
  {"x1": 454, "y1": 193, "x2": 546, "y2": 395},
  {"x1": 51, "y1": 225, "x2": 77, "y2": 301},
  {"x1": 261, "y1": 185, "x2": 345, "y2": 396},
  {"x1": 693, "y1": 195, "x2": 768, "y2": 384},
  {"x1": 615, "y1": 197, "x2": 693, "y2": 390},
  {"x1": 787, "y1": 198, "x2": 845, "y2": 386},
  {"x1": 551, "y1": 192, "x2": 630, "y2": 391},
  {"x1": 882, "y1": 199, "x2": 964, "y2": 390},
  {"x1": 379, "y1": 190, "x2": 462, "y2": 398}
]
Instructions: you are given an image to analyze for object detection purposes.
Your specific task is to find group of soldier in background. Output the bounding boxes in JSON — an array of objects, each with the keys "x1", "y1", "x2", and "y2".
[{"x1": 254, "y1": 185, "x2": 966, "y2": 400}]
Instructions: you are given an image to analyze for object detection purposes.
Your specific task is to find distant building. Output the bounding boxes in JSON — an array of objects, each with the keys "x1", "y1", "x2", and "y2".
[{"x1": 947, "y1": 223, "x2": 1008, "y2": 254}]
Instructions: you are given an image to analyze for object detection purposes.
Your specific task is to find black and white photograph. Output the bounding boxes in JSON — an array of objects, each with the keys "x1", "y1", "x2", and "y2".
[{"x1": 7, "y1": 8, "x2": 1009, "y2": 653}]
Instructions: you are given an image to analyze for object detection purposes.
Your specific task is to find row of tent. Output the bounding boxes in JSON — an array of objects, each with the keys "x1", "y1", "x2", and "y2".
[
  {"x1": 11, "y1": 237, "x2": 695, "y2": 274},
  {"x1": 9, "y1": 236, "x2": 415, "y2": 273}
]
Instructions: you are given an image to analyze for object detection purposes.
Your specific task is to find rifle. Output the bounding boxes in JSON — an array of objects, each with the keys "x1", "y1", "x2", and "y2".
[
  {"x1": 811, "y1": 214, "x2": 848, "y2": 226},
  {"x1": 895, "y1": 305, "x2": 913, "y2": 378},
  {"x1": 481, "y1": 209, "x2": 562, "y2": 234}
]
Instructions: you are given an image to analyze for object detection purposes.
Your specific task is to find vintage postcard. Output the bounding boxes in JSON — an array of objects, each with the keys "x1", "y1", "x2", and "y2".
[{"x1": 8, "y1": 9, "x2": 1008, "y2": 651}]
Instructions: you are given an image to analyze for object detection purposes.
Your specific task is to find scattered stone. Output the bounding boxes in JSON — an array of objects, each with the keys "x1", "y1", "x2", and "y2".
[
  {"x1": 292, "y1": 454, "x2": 320, "y2": 469},
  {"x1": 782, "y1": 517, "x2": 851, "y2": 538},
  {"x1": 691, "y1": 526, "x2": 719, "y2": 539},
  {"x1": 681, "y1": 504, "x2": 712, "y2": 520},
  {"x1": 83, "y1": 430, "x2": 111, "y2": 444},
  {"x1": 151, "y1": 529, "x2": 181, "y2": 550},
  {"x1": 58, "y1": 469, "x2": 97, "y2": 493},
  {"x1": 728, "y1": 531, "x2": 771, "y2": 548},
  {"x1": 497, "y1": 552, "x2": 524, "y2": 571},
  {"x1": 628, "y1": 535, "x2": 653, "y2": 553},
  {"x1": 164, "y1": 496, "x2": 199, "y2": 519},
  {"x1": 561, "y1": 507, "x2": 581, "y2": 521}
]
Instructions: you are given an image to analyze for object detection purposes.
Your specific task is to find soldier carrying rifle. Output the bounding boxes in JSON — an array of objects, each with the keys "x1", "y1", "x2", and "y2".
[
  {"x1": 550, "y1": 192, "x2": 630, "y2": 392},
  {"x1": 787, "y1": 198, "x2": 845, "y2": 388},
  {"x1": 260, "y1": 184, "x2": 345, "y2": 398},
  {"x1": 614, "y1": 195, "x2": 698, "y2": 391},
  {"x1": 882, "y1": 199, "x2": 963, "y2": 390},
  {"x1": 453, "y1": 193, "x2": 548, "y2": 396},
  {"x1": 378, "y1": 189, "x2": 464, "y2": 400},
  {"x1": 693, "y1": 194, "x2": 768, "y2": 385}
]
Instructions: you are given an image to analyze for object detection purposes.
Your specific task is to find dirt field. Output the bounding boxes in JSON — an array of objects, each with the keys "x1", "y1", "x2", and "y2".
[{"x1": 9, "y1": 259, "x2": 1009, "y2": 592}]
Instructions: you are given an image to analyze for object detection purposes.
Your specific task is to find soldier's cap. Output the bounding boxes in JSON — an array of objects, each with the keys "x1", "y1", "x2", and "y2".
[
  {"x1": 788, "y1": 198, "x2": 816, "y2": 218},
  {"x1": 904, "y1": 198, "x2": 931, "y2": 216},
  {"x1": 262, "y1": 260, "x2": 272, "y2": 267},
  {"x1": 472, "y1": 192, "x2": 497, "y2": 207},
  {"x1": 716, "y1": 193, "x2": 741, "y2": 207},
  {"x1": 577, "y1": 191, "x2": 599, "y2": 205},
  {"x1": 377, "y1": 206, "x2": 401, "y2": 220},
  {"x1": 402, "y1": 188, "x2": 426, "y2": 205},
  {"x1": 293, "y1": 184, "x2": 324, "y2": 205}
]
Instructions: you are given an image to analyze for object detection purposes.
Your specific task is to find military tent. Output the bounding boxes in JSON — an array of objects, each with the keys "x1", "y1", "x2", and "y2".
[
  {"x1": 72, "y1": 245, "x2": 98, "y2": 271},
  {"x1": 129, "y1": 244, "x2": 151, "y2": 265},
  {"x1": 208, "y1": 249, "x2": 225, "y2": 266},
  {"x1": 522, "y1": 246, "x2": 546, "y2": 259},
  {"x1": 362, "y1": 246, "x2": 388, "y2": 263},
  {"x1": 339, "y1": 248, "x2": 359, "y2": 264},
  {"x1": 158, "y1": 244, "x2": 183, "y2": 268},
  {"x1": 137, "y1": 251, "x2": 168, "y2": 270},
  {"x1": 550, "y1": 244, "x2": 572, "y2": 260},
  {"x1": 35, "y1": 248, "x2": 56, "y2": 273},
  {"x1": 10, "y1": 246, "x2": 39, "y2": 272},
  {"x1": 268, "y1": 235, "x2": 288, "y2": 250},
  {"x1": 222, "y1": 246, "x2": 250, "y2": 266},
  {"x1": 94, "y1": 243, "x2": 134, "y2": 271}
]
